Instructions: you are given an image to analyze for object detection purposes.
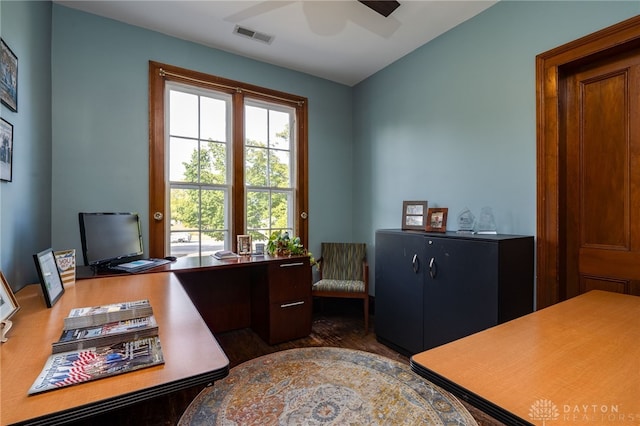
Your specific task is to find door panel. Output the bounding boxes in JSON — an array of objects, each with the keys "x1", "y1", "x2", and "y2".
[
  {"x1": 423, "y1": 238, "x2": 497, "y2": 350},
  {"x1": 375, "y1": 232, "x2": 425, "y2": 355},
  {"x1": 565, "y1": 50, "x2": 640, "y2": 297}
]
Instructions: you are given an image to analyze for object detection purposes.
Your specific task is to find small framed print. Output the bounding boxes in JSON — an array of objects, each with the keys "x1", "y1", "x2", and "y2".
[
  {"x1": 1, "y1": 38, "x2": 18, "y2": 112},
  {"x1": 237, "y1": 234, "x2": 252, "y2": 256},
  {"x1": 0, "y1": 270, "x2": 19, "y2": 342},
  {"x1": 0, "y1": 271, "x2": 19, "y2": 323},
  {"x1": 0, "y1": 117, "x2": 13, "y2": 182},
  {"x1": 402, "y1": 200, "x2": 428, "y2": 230},
  {"x1": 33, "y1": 248, "x2": 65, "y2": 308},
  {"x1": 426, "y1": 208, "x2": 448, "y2": 233}
]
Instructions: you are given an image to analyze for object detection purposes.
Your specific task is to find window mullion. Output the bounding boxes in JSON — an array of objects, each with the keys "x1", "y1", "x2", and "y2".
[{"x1": 231, "y1": 91, "x2": 245, "y2": 251}]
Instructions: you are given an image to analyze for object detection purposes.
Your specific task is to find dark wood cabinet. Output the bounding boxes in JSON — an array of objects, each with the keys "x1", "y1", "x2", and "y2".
[
  {"x1": 175, "y1": 255, "x2": 312, "y2": 345},
  {"x1": 375, "y1": 230, "x2": 534, "y2": 355},
  {"x1": 252, "y1": 257, "x2": 312, "y2": 344}
]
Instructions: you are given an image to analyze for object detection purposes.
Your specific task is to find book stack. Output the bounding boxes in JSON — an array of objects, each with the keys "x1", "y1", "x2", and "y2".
[{"x1": 28, "y1": 300, "x2": 164, "y2": 395}]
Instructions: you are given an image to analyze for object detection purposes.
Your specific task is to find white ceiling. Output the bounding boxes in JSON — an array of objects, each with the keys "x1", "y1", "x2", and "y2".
[{"x1": 54, "y1": 0, "x2": 497, "y2": 86}]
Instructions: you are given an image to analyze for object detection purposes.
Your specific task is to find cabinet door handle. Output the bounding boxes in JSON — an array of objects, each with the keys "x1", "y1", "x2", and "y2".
[
  {"x1": 280, "y1": 262, "x2": 305, "y2": 268},
  {"x1": 429, "y1": 257, "x2": 437, "y2": 279},
  {"x1": 281, "y1": 301, "x2": 305, "y2": 308},
  {"x1": 412, "y1": 254, "x2": 420, "y2": 273}
]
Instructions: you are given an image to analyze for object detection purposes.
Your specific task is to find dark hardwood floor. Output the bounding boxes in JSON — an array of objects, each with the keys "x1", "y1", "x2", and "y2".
[{"x1": 74, "y1": 299, "x2": 504, "y2": 425}]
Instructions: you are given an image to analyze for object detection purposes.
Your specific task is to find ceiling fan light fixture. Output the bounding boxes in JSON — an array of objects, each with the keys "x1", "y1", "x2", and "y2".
[{"x1": 233, "y1": 25, "x2": 274, "y2": 45}]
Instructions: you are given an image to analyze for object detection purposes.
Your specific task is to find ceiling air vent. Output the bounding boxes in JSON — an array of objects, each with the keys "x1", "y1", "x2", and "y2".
[{"x1": 234, "y1": 25, "x2": 274, "y2": 45}]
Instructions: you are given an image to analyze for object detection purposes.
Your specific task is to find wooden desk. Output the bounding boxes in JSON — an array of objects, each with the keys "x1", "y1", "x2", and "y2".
[
  {"x1": 77, "y1": 255, "x2": 314, "y2": 344},
  {"x1": 411, "y1": 291, "x2": 640, "y2": 426},
  {"x1": 1, "y1": 273, "x2": 229, "y2": 426}
]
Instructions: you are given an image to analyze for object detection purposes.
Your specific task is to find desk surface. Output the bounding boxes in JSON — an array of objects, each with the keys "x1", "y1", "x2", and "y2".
[
  {"x1": 1, "y1": 273, "x2": 229, "y2": 426},
  {"x1": 411, "y1": 290, "x2": 640, "y2": 426}
]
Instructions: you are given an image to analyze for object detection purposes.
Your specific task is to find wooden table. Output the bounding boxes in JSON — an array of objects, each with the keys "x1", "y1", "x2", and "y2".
[
  {"x1": 411, "y1": 290, "x2": 640, "y2": 426},
  {"x1": 1, "y1": 273, "x2": 229, "y2": 425}
]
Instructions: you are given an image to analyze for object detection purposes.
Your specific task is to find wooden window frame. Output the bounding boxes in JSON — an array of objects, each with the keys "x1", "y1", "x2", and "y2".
[{"x1": 148, "y1": 61, "x2": 308, "y2": 257}]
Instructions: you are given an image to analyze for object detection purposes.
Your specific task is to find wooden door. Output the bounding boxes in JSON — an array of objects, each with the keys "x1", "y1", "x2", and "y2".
[
  {"x1": 536, "y1": 16, "x2": 640, "y2": 308},
  {"x1": 564, "y1": 51, "x2": 640, "y2": 298}
]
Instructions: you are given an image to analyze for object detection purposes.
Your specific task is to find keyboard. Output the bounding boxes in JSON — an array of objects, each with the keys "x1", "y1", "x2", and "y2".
[{"x1": 109, "y1": 258, "x2": 171, "y2": 273}]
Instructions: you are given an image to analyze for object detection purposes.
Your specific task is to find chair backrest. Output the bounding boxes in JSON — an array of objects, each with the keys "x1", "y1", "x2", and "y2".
[{"x1": 320, "y1": 242, "x2": 366, "y2": 281}]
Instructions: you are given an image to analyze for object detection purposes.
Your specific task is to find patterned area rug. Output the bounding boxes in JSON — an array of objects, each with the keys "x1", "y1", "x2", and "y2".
[{"x1": 179, "y1": 347, "x2": 478, "y2": 425}]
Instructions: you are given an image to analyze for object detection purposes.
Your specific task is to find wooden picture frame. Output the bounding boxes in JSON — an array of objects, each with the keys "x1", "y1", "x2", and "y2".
[
  {"x1": 237, "y1": 234, "x2": 252, "y2": 255},
  {"x1": 426, "y1": 208, "x2": 448, "y2": 233},
  {"x1": 33, "y1": 248, "x2": 65, "y2": 308},
  {"x1": 0, "y1": 117, "x2": 13, "y2": 182},
  {"x1": 0, "y1": 271, "x2": 19, "y2": 322},
  {"x1": 402, "y1": 201, "x2": 428, "y2": 230},
  {"x1": 1, "y1": 270, "x2": 20, "y2": 343},
  {"x1": 0, "y1": 38, "x2": 18, "y2": 112}
]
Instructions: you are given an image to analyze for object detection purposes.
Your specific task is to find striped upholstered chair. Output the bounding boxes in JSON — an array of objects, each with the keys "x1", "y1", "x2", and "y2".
[{"x1": 312, "y1": 242, "x2": 369, "y2": 333}]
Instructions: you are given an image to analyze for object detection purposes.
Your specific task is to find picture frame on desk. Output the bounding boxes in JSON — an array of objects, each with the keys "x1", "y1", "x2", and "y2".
[
  {"x1": 237, "y1": 234, "x2": 252, "y2": 256},
  {"x1": 1, "y1": 270, "x2": 19, "y2": 342},
  {"x1": 426, "y1": 208, "x2": 448, "y2": 233},
  {"x1": 33, "y1": 248, "x2": 65, "y2": 308},
  {"x1": 402, "y1": 200, "x2": 428, "y2": 230}
]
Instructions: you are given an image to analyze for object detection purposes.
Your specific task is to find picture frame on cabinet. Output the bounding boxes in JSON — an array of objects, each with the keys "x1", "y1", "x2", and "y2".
[
  {"x1": 0, "y1": 38, "x2": 18, "y2": 112},
  {"x1": 426, "y1": 208, "x2": 448, "y2": 233},
  {"x1": 0, "y1": 117, "x2": 13, "y2": 182},
  {"x1": 33, "y1": 248, "x2": 65, "y2": 308},
  {"x1": 402, "y1": 200, "x2": 428, "y2": 230}
]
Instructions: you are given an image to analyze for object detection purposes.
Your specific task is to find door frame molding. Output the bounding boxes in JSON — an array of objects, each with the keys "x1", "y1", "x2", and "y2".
[{"x1": 536, "y1": 15, "x2": 640, "y2": 309}]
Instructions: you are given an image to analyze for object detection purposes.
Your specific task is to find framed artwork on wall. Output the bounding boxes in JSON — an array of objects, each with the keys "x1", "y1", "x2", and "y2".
[
  {"x1": 426, "y1": 208, "x2": 448, "y2": 233},
  {"x1": 0, "y1": 38, "x2": 18, "y2": 112},
  {"x1": 402, "y1": 201, "x2": 428, "y2": 230},
  {"x1": 0, "y1": 118, "x2": 12, "y2": 182},
  {"x1": 33, "y1": 248, "x2": 66, "y2": 308}
]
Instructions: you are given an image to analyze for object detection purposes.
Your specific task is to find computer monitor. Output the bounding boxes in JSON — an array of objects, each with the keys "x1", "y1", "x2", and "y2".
[{"x1": 79, "y1": 212, "x2": 144, "y2": 267}]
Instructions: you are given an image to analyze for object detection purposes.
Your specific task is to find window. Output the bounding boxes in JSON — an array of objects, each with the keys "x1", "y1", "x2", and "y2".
[{"x1": 148, "y1": 62, "x2": 308, "y2": 258}]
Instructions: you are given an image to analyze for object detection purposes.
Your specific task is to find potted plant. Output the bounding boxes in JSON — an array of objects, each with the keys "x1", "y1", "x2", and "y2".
[{"x1": 266, "y1": 231, "x2": 314, "y2": 264}]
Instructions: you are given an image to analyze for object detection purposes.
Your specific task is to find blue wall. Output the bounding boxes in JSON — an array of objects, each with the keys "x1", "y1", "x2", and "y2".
[
  {"x1": 50, "y1": 5, "x2": 354, "y2": 273},
  {"x1": 354, "y1": 1, "x2": 640, "y2": 292},
  {"x1": 0, "y1": 1, "x2": 51, "y2": 291},
  {"x1": 1, "y1": 1, "x2": 639, "y2": 295}
]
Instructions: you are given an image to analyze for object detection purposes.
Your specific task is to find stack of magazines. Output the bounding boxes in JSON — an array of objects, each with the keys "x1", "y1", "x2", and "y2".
[{"x1": 28, "y1": 300, "x2": 164, "y2": 395}]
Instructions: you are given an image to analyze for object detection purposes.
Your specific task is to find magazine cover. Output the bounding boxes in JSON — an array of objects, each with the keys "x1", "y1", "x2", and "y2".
[
  {"x1": 29, "y1": 336, "x2": 164, "y2": 395},
  {"x1": 53, "y1": 316, "x2": 159, "y2": 354},
  {"x1": 63, "y1": 299, "x2": 153, "y2": 330}
]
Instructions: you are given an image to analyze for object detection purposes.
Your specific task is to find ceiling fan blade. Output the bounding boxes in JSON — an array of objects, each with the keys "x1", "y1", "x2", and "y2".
[{"x1": 357, "y1": 1, "x2": 401, "y2": 18}]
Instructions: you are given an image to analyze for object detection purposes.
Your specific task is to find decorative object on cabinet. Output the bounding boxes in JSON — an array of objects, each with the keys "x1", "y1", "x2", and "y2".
[
  {"x1": 0, "y1": 38, "x2": 17, "y2": 112},
  {"x1": 401, "y1": 200, "x2": 428, "y2": 230},
  {"x1": 237, "y1": 234, "x2": 252, "y2": 255},
  {"x1": 375, "y1": 230, "x2": 534, "y2": 355},
  {"x1": 0, "y1": 270, "x2": 19, "y2": 342},
  {"x1": 476, "y1": 206, "x2": 497, "y2": 234},
  {"x1": 312, "y1": 243, "x2": 369, "y2": 333},
  {"x1": 425, "y1": 208, "x2": 448, "y2": 232},
  {"x1": 456, "y1": 207, "x2": 476, "y2": 234},
  {"x1": 0, "y1": 117, "x2": 13, "y2": 182},
  {"x1": 33, "y1": 248, "x2": 66, "y2": 308}
]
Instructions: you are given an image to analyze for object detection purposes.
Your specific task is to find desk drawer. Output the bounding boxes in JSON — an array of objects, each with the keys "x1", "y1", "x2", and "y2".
[
  {"x1": 268, "y1": 260, "x2": 311, "y2": 303},
  {"x1": 268, "y1": 297, "x2": 312, "y2": 344}
]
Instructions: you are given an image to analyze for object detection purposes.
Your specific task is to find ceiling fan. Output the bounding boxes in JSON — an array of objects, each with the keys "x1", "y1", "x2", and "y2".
[{"x1": 357, "y1": 1, "x2": 401, "y2": 18}]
